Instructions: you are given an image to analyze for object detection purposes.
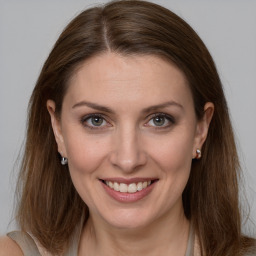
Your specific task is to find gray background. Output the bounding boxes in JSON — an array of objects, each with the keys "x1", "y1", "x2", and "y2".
[{"x1": 0, "y1": 0, "x2": 255, "y2": 236}]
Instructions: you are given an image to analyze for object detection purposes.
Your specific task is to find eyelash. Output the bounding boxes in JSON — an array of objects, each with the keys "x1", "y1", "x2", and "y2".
[
  {"x1": 80, "y1": 114, "x2": 110, "y2": 130},
  {"x1": 80, "y1": 113, "x2": 175, "y2": 130},
  {"x1": 145, "y1": 113, "x2": 175, "y2": 129}
]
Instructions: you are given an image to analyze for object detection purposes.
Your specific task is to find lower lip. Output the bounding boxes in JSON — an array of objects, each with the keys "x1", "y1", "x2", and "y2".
[{"x1": 101, "y1": 181, "x2": 156, "y2": 203}]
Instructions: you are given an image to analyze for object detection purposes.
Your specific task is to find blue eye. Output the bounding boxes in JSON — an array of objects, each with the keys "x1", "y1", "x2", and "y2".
[
  {"x1": 147, "y1": 114, "x2": 174, "y2": 128},
  {"x1": 82, "y1": 114, "x2": 107, "y2": 128}
]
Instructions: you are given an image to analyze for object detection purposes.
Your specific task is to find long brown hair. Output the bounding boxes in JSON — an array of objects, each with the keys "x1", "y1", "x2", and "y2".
[{"x1": 16, "y1": 0, "x2": 255, "y2": 255}]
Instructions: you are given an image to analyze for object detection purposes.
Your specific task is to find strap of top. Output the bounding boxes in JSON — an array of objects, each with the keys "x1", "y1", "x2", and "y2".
[
  {"x1": 185, "y1": 224, "x2": 195, "y2": 256},
  {"x1": 7, "y1": 218, "x2": 83, "y2": 256},
  {"x1": 7, "y1": 231, "x2": 41, "y2": 256},
  {"x1": 7, "y1": 230, "x2": 79, "y2": 256}
]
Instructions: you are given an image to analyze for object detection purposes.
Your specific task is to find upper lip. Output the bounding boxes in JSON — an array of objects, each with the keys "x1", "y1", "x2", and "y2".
[{"x1": 99, "y1": 177, "x2": 158, "y2": 184}]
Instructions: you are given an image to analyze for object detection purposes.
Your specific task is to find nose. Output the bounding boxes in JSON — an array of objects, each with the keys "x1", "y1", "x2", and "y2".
[{"x1": 109, "y1": 127, "x2": 147, "y2": 173}]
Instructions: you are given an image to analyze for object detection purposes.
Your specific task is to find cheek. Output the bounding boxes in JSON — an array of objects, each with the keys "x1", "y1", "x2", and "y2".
[
  {"x1": 63, "y1": 132, "x2": 111, "y2": 208},
  {"x1": 149, "y1": 129, "x2": 195, "y2": 174},
  {"x1": 155, "y1": 132, "x2": 195, "y2": 202},
  {"x1": 63, "y1": 131, "x2": 110, "y2": 175}
]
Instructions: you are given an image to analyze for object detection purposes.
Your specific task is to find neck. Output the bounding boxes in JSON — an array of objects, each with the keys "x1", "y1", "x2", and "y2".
[{"x1": 79, "y1": 204, "x2": 190, "y2": 256}]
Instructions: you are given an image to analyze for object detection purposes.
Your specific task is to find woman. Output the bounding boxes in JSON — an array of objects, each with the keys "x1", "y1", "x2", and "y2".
[{"x1": 0, "y1": 0, "x2": 255, "y2": 255}]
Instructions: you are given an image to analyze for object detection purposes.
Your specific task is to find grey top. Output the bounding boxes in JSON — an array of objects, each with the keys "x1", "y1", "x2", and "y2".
[
  {"x1": 185, "y1": 224, "x2": 195, "y2": 256},
  {"x1": 7, "y1": 225, "x2": 195, "y2": 256},
  {"x1": 7, "y1": 231, "x2": 41, "y2": 256},
  {"x1": 7, "y1": 223, "x2": 81, "y2": 256}
]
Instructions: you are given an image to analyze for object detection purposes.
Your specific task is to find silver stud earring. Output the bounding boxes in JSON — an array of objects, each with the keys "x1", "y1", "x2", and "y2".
[
  {"x1": 61, "y1": 157, "x2": 68, "y2": 165},
  {"x1": 196, "y1": 149, "x2": 201, "y2": 159}
]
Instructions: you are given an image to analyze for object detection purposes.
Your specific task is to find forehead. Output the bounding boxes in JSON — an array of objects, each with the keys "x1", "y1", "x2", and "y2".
[{"x1": 64, "y1": 52, "x2": 193, "y2": 110}]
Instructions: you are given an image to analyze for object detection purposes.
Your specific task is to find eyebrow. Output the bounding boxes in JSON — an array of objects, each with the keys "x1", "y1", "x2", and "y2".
[
  {"x1": 141, "y1": 101, "x2": 183, "y2": 114},
  {"x1": 72, "y1": 100, "x2": 183, "y2": 113},
  {"x1": 72, "y1": 101, "x2": 114, "y2": 114}
]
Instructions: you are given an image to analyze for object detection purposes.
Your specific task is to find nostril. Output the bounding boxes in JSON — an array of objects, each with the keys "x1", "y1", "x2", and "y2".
[{"x1": 109, "y1": 150, "x2": 148, "y2": 172}]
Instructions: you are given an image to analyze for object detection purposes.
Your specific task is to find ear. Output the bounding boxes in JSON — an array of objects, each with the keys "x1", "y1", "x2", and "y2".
[
  {"x1": 46, "y1": 100, "x2": 67, "y2": 157},
  {"x1": 193, "y1": 102, "x2": 214, "y2": 158}
]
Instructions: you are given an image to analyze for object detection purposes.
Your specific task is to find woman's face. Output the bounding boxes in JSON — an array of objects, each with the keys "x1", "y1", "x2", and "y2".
[{"x1": 48, "y1": 52, "x2": 212, "y2": 229}]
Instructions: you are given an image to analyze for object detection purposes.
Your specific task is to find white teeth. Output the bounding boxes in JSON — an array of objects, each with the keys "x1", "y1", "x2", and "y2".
[
  {"x1": 142, "y1": 181, "x2": 147, "y2": 189},
  {"x1": 137, "y1": 182, "x2": 143, "y2": 191},
  {"x1": 119, "y1": 183, "x2": 128, "y2": 193},
  {"x1": 128, "y1": 183, "x2": 137, "y2": 193},
  {"x1": 108, "y1": 181, "x2": 114, "y2": 189},
  {"x1": 113, "y1": 182, "x2": 119, "y2": 191},
  {"x1": 105, "y1": 180, "x2": 153, "y2": 193}
]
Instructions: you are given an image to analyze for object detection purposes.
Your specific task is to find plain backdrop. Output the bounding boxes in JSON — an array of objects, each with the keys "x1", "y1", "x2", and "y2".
[{"x1": 0, "y1": 0, "x2": 255, "y2": 236}]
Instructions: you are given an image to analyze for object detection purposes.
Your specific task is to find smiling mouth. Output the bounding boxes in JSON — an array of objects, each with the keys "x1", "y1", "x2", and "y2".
[{"x1": 101, "y1": 180, "x2": 157, "y2": 193}]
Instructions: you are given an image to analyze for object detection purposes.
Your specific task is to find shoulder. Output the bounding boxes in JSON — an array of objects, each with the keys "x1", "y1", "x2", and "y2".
[{"x1": 0, "y1": 235, "x2": 23, "y2": 256}]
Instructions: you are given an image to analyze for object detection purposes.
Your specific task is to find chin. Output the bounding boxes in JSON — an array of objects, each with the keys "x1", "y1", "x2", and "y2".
[{"x1": 99, "y1": 207, "x2": 158, "y2": 230}]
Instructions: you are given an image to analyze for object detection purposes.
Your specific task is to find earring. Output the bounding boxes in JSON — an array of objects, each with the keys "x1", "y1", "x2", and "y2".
[
  {"x1": 61, "y1": 157, "x2": 68, "y2": 165},
  {"x1": 196, "y1": 149, "x2": 201, "y2": 159}
]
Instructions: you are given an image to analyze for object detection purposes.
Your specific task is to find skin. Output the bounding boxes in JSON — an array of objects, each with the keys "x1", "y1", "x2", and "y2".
[
  {"x1": 0, "y1": 237, "x2": 23, "y2": 256},
  {"x1": 47, "y1": 52, "x2": 214, "y2": 256}
]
